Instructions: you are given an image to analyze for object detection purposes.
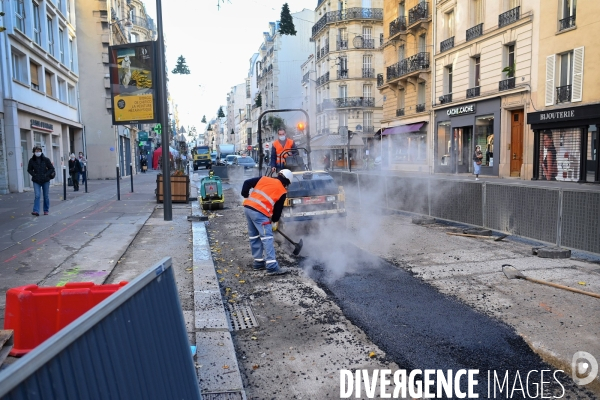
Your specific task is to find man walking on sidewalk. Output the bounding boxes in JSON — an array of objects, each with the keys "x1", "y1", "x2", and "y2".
[
  {"x1": 68, "y1": 153, "x2": 82, "y2": 192},
  {"x1": 241, "y1": 169, "x2": 293, "y2": 275}
]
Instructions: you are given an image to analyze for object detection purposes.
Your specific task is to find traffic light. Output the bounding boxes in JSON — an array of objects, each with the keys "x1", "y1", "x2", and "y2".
[{"x1": 297, "y1": 122, "x2": 305, "y2": 132}]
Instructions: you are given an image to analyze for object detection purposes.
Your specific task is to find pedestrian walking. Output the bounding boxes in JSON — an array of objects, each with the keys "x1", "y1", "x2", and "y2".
[
  {"x1": 473, "y1": 145, "x2": 483, "y2": 180},
  {"x1": 27, "y1": 146, "x2": 55, "y2": 216},
  {"x1": 241, "y1": 169, "x2": 294, "y2": 276},
  {"x1": 270, "y1": 128, "x2": 297, "y2": 173},
  {"x1": 68, "y1": 153, "x2": 82, "y2": 191},
  {"x1": 78, "y1": 152, "x2": 87, "y2": 184}
]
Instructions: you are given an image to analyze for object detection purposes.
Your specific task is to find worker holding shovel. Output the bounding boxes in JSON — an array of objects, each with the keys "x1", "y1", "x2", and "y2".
[{"x1": 241, "y1": 169, "x2": 294, "y2": 276}]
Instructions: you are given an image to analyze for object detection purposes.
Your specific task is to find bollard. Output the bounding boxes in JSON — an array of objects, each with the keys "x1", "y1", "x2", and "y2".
[
  {"x1": 116, "y1": 165, "x2": 120, "y2": 201},
  {"x1": 130, "y1": 163, "x2": 134, "y2": 193},
  {"x1": 84, "y1": 163, "x2": 88, "y2": 193},
  {"x1": 62, "y1": 166, "x2": 67, "y2": 200}
]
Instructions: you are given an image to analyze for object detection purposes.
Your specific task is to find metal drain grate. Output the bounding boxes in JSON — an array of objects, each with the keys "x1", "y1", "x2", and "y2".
[{"x1": 227, "y1": 303, "x2": 259, "y2": 331}]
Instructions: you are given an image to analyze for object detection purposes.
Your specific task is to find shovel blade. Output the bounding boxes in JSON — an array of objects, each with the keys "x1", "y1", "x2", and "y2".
[
  {"x1": 293, "y1": 239, "x2": 303, "y2": 256},
  {"x1": 502, "y1": 264, "x2": 525, "y2": 279}
]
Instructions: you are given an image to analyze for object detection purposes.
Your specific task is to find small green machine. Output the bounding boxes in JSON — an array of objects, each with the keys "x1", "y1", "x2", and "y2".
[{"x1": 200, "y1": 170, "x2": 224, "y2": 210}]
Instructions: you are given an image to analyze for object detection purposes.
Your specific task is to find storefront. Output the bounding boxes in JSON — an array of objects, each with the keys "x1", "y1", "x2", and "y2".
[
  {"x1": 528, "y1": 104, "x2": 600, "y2": 183},
  {"x1": 382, "y1": 122, "x2": 428, "y2": 170},
  {"x1": 434, "y1": 98, "x2": 501, "y2": 176}
]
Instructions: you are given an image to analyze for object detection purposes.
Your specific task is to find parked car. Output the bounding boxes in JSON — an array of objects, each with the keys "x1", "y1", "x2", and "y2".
[
  {"x1": 224, "y1": 155, "x2": 239, "y2": 166},
  {"x1": 211, "y1": 152, "x2": 217, "y2": 164},
  {"x1": 233, "y1": 156, "x2": 257, "y2": 169}
]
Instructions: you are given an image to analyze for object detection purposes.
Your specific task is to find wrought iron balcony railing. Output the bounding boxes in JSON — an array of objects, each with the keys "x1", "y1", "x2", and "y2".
[
  {"x1": 320, "y1": 97, "x2": 376, "y2": 110},
  {"x1": 355, "y1": 38, "x2": 375, "y2": 49},
  {"x1": 556, "y1": 85, "x2": 572, "y2": 103},
  {"x1": 396, "y1": 108, "x2": 405, "y2": 117},
  {"x1": 389, "y1": 16, "x2": 407, "y2": 37},
  {"x1": 499, "y1": 6, "x2": 519, "y2": 28},
  {"x1": 311, "y1": 8, "x2": 383, "y2": 38},
  {"x1": 362, "y1": 68, "x2": 375, "y2": 78},
  {"x1": 559, "y1": 15, "x2": 576, "y2": 31},
  {"x1": 316, "y1": 71, "x2": 330, "y2": 86},
  {"x1": 317, "y1": 43, "x2": 329, "y2": 60},
  {"x1": 466, "y1": 23, "x2": 484, "y2": 41},
  {"x1": 416, "y1": 103, "x2": 426, "y2": 113},
  {"x1": 440, "y1": 37, "x2": 454, "y2": 52},
  {"x1": 337, "y1": 70, "x2": 349, "y2": 80},
  {"x1": 386, "y1": 52, "x2": 430, "y2": 82},
  {"x1": 377, "y1": 73, "x2": 384, "y2": 87},
  {"x1": 439, "y1": 93, "x2": 452, "y2": 104},
  {"x1": 466, "y1": 86, "x2": 480, "y2": 98},
  {"x1": 408, "y1": 2, "x2": 428, "y2": 25},
  {"x1": 302, "y1": 72, "x2": 310, "y2": 84},
  {"x1": 363, "y1": 126, "x2": 375, "y2": 133},
  {"x1": 337, "y1": 40, "x2": 348, "y2": 50},
  {"x1": 131, "y1": 16, "x2": 149, "y2": 29},
  {"x1": 499, "y1": 77, "x2": 516, "y2": 91}
]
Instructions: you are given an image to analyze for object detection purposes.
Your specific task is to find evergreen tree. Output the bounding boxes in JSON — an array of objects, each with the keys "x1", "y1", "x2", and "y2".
[
  {"x1": 279, "y1": 3, "x2": 296, "y2": 36},
  {"x1": 172, "y1": 55, "x2": 191, "y2": 74},
  {"x1": 217, "y1": 107, "x2": 225, "y2": 118},
  {"x1": 207, "y1": 123, "x2": 213, "y2": 131},
  {"x1": 201, "y1": 115, "x2": 207, "y2": 123},
  {"x1": 255, "y1": 93, "x2": 262, "y2": 107}
]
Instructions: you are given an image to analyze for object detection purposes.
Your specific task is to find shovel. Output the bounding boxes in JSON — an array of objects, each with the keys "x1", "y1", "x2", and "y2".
[
  {"x1": 276, "y1": 229, "x2": 303, "y2": 256},
  {"x1": 502, "y1": 264, "x2": 600, "y2": 299}
]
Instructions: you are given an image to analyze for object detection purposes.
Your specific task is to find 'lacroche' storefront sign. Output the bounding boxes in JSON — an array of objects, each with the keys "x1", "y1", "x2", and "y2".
[
  {"x1": 447, "y1": 104, "x2": 476, "y2": 117},
  {"x1": 30, "y1": 119, "x2": 54, "y2": 131}
]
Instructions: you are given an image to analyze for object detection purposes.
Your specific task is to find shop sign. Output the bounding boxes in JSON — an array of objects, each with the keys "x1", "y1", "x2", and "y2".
[
  {"x1": 538, "y1": 110, "x2": 575, "y2": 122},
  {"x1": 138, "y1": 131, "x2": 148, "y2": 141},
  {"x1": 30, "y1": 119, "x2": 53, "y2": 131},
  {"x1": 446, "y1": 104, "x2": 476, "y2": 117}
]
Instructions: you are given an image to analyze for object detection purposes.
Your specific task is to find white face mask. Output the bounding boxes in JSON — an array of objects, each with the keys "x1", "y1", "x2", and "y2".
[
  {"x1": 70, "y1": 156, "x2": 75, "y2": 160},
  {"x1": 278, "y1": 135, "x2": 286, "y2": 141},
  {"x1": 35, "y1": 152, "x2": 42, "y2": 157}
]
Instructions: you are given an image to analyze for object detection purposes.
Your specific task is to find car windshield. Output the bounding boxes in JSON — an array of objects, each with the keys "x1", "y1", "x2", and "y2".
[
  {"x1": 195, "y1": 148, "x2": 209, "y2": 155},
  {"x1": 226, "y1": 155, "x2": 237, "y2": 162},
  {"x1": 239, "y1": 157, "x2": 254, "y2": 163}
]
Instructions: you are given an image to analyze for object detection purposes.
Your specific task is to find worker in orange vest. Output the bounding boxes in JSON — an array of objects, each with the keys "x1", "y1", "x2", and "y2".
[
  {"x1": 241, "y1": 169, "x2": 294, "y2": 276},
  {"x1": 270, "y1": 128, "x2": 297, "y2": 173}
]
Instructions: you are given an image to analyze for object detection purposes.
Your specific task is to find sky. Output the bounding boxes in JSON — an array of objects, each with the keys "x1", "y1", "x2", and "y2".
[{"x1": 142, "y1": 0, "x2": 313, "y2": 137}]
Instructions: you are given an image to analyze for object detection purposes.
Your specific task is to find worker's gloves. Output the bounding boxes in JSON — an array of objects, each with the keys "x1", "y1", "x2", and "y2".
[{"x1": 272, "y1": 222, "x2": 279, "y2": 232}]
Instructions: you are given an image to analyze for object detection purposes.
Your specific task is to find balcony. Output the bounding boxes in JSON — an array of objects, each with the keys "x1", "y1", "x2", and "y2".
[
  {"x1": 363, "y1": 126, "x2": 375, "y2": 133},
  {"x1": 131, "y1": 15, "x2": 149, "y2": 30},
  {"x1": 316, "y1": 71, "x2": 330, "y2": 86},
  {"x1": 408, "y1": 2, "x2": 429, "y2": 26},
  {"x1": 499, "y1": 6, "x2": 519, "y2": 28},
  {"x1": 438, "y1": 93, "x2": 452, "y2": 104},
  {"x1": 466, "y1": 86, "x2": 480, "y2": 99},
  {"x1": 389, "y1": 16, "x2": 407, "y2": 38},
  {"x1": 377, "y1": 73, "x2": 384, "y2": 87},
  {"x1": 337, "y1": 70, "x2": 349, "y2": 80},
  {"x1": 559, "y1": 16, "x2": 576, "y2": 31},
  {"x1": 416, "y1": 103, "x2": 426, "y2": 113},
  {"x1": 311, "y1": 8, "x2": 383, "y2": 39},
  {"x1": 302, "y1": 72, "x2": 310, "y2": 84},
  {"x1": 556, "y1": 85, "x2": 572, "y2": 103},
  {"x1": 396, "y1": 108, "x2": 405, "y2": 117},
  {"x1": 466, "y1": 23, "x2": 483, "y2": 41},
  {"x1": 320, "y1": 97, "x2": 376, "y2": 111},
  {"x1": 317, "y1": 43, "x2": 330, "y2": 60},
  {"x1": 355, "y1": 38, "x2": 375, "y2": 49},
  {"x1": 362, "y1": 68, "x2": 375, "y2": 78},
  {"x1": 499, "y1": 77, "x2": 516, "y2": 91},
  {"x1": 386, "y1": 52, "x2": 430, "y2": 82},
  {"x1": 337, "y1": 39, "x2": 348, "y2": 51},
  {"x1": 440, "y1": 37, "x2": 454, "y2": 52}
]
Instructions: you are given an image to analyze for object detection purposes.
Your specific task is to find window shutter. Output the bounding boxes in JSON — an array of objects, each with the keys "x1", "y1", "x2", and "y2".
[
  {"x1": 545, "y1": 54, "x2": 555, "y2": 106},
  {"x1": 571, "y1": 47, "x2": 584, "y2": 102},
  {"x1": 30, "y1": 63, "x2": 39, "y2": 86}
]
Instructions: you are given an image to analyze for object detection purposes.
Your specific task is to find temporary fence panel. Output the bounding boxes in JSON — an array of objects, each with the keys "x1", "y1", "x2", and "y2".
[
  {"x1": 384, "y1": 176, "x2": 428, "y2": 215},
  {"x1": 561, "y1": 190, "x2": 600, "y2": 254},
  {"x1": 0, "y1": 257, "x2": 201, "y2": 400},
  {"x1": 429, "y1": 180, "x2": 483, "y2": 226}
]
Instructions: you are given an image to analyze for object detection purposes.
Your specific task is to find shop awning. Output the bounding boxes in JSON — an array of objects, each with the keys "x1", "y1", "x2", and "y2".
[{"x1": 382, "y1": 122, "x2": 426, "y2": 135}]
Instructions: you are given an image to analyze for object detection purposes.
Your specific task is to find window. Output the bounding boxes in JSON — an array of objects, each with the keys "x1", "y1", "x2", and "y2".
[
  {"x1": 436, "y1": 121, "x2": 452, "y2": 167},
  {"x1": 472, "y1": 0, "x2": 483, "y2": 25},
  {"x1": 59, "y1": 28, "x2": 65, "y2": 64},
  {"x1": 473, "y1": 56, "x2": 481, "y2": 87},
  {"x1": 33, "y1": 3, "x2": 41, "y2": 45},
  {"x1": 445, "y1": 10, "x2": 455, "y2": 38},
  {"x1": 559, "y1": 51, "x2": 574, "y2": 87},
  {"x1": 562, "y1": 0, "x2": 576, "y2": 19},
  {"x1": 363, "y1": 84, "x2": 372, "y2": 99},
  {"x1": 397, "y1": 89, "x2": 405, "y2": 109},
  {"x1": 445, "y1": 65, "x2": 453, "y2": 94},
  {"x1": 363, "y1": 112, "x2": 372, "y2": 131},
  {"x1": 339, "y1": 85, "x2": 347, "y2": 99},
  {"x1": 399, "y1": 1, "x2": 405, "y2": 17},
  {"x1": 47, "y1": 17, "x2": 55, "y2": 55},
  {"x1": 362, "y1": 26, "x2": 372, "y2": 40},
  {"x1": 69, "y1": 38, "x2": 75, "y2": 70},
  {"x1": 30, "y1": 61, "x2": 40, "y2": 90},
  {"x1": 130, "y1": 33, "x2": 138, "y2": 43},
  {"x1": 504, "y1": 44, "x2": 515, "y2": 76},
  {"x1": 418, "y1": 34, "x2": 426, "y2": 53},
  {"x1": 475, "y1": 115, "x2": 494, "y2": 166},
  {"x1": 68, "y1": 84, "x2": 76, "y2": 106},
  {"x1": 15, "y1": 0, "x2": 26, "y2": 33},
  {"x1": 12, "y1": 50, "x2": 27, "y2": 83},
  {"x1": 398, "y1": 45, "x2": 405, "y2": 62},
  {"x1": 363, "y1": 55, "x2": 372, "y2": 77},
  {"x1": 45, "y1": 70, "x2": 54, "y2": 97},
  {"x1": 338, "y1": 112, "x2": 348, "y2": 129},
  {"x1": 417, "y1": 82, "x2": 425, "y2": 105},
  {"x1": 506, "y1": 0, "x2": 519, "y2": 10},
  {"x1": 57, "y1": 78, "x2": 67, "y2": 102}
]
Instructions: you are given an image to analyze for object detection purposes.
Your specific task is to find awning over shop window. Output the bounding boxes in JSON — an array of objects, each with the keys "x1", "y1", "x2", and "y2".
[{"x1": 382, "y1": 122, "x2": 426, "y2": 135}]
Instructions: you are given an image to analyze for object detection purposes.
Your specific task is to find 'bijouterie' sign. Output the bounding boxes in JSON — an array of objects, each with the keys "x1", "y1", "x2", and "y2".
[{"x1": 446, "y1": 104, "x2": 476, "y2": 116}]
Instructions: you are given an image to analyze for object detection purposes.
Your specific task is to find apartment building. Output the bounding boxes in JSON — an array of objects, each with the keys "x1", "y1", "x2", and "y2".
[
  {"x1": 75, "y1": 0, "x2": 154, "y2": 179},
  {"x1": 432, "y1": 0, "x2": 539, "y2": 179},
  {"x1": 527, "y1": 0, "x2": 599, "y2": 184},
  {"x1": 226, "y1": 83, "x2": 246, "y2": 151},
  {"x1": 310, "y1": 0, "x2": 384, "y2": 168},
  {"x1": 0, "y1": 0, "x2": 81, "y2": 193},
  {"x1": 300, "y1": 54, "x2": 317, "y2": 138},
  {"x1": 379, "y1": 0, "x2": 432, "y2": 171}
]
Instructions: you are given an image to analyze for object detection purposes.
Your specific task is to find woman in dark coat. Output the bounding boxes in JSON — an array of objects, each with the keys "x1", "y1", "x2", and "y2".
[{"x1": 27, "y1": 146, "x2": 55, "y2": 216}]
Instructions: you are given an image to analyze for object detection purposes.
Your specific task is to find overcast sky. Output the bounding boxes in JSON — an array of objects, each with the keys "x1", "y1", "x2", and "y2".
[{"x1": 142, "y1": 0, "x2": 313, "y2": 136}]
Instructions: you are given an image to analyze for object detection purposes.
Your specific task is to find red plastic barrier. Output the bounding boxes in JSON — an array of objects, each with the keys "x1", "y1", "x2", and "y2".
[{"x1": 3, "y1": 281, "x2": 127, "y2": 356}]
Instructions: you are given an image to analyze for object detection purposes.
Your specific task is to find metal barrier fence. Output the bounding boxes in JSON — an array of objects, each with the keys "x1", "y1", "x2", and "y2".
[
  {"x1": 334, "y1": 172, "x2": 600, "y2": 255},
  {"x1": 0, "y1": 257, "x2": 202, "y2": 400}
]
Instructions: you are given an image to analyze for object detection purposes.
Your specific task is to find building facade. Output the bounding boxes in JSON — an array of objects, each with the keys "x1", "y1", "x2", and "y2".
[
  {"x1": 311, "y1": 0, "x2": 383, "y2": 168},
  {"x1": 1, "y1": 0, "x2": 81, "y2": 193},
  {"x1": 527, "y1": 0, "x2": 599, "y2": 184},
  {"x1": 379, "y1": 0, "x2": 432, "y2": 171},
  {"x1": 432, "y1": 0, "x2": 539, "y2": 179}
]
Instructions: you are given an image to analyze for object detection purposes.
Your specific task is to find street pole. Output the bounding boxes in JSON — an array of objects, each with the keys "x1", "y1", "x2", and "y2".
[
  {"x1": 156, "y1": 0, "x2": 172, "y2": 221},
  {"x1": 116, "y1": 165, "x2": 121, "y2": 201},
  {"x1": 347, "y1": 130, "x2": 351, "y2": 173},
  {"x1": 130, "y1": 163, "x2": 134, "y2": 192}
]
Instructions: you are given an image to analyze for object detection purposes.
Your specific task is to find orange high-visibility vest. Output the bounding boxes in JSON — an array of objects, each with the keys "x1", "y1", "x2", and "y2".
[
  {"x1": 273, "y1": 138, "x2": 294, "y2": 165},
  {"x1": 243, "y1": 177, "x2": 287, "y2": 218}
]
